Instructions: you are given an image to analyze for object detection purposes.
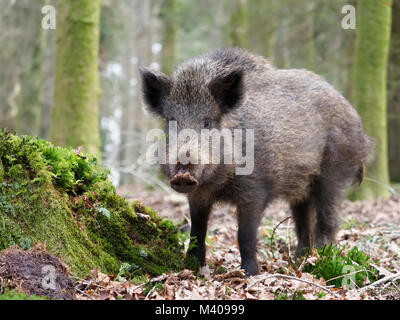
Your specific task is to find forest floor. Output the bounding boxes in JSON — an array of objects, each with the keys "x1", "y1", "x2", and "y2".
[{"x1": 69, "y1": 186, "x2": 400, "y2": 300}]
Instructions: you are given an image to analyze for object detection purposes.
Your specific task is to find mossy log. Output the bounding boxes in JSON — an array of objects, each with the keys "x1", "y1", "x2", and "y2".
[{"x1": 0, "y1": 131, "x2": 184, "y2": 277}]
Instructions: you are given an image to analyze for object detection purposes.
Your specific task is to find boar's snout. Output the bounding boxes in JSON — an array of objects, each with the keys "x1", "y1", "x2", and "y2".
[{"x1": 170, "y1": 172, "x2": 199, "y2": 193}]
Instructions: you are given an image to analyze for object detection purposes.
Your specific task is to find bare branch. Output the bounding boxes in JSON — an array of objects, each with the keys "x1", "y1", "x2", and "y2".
[
  {"x1": 359, "y1": 272, "x2": 400, "y2": 293},
  {"x1": 247, "y1": 273, "x2": 343, "y2": 299}
]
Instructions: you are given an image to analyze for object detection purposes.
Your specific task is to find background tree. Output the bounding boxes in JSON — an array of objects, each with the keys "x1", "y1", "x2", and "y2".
[
  {"x1": 352, "y1": 0, "x2": 393, "y2": 199},
  {"x1": 15, "y1": 0, "x2": 46, "y2": 136},
  {"x1": 160, "y1": 0, "x2": 177, "y2": 75},
  {"x1": 50, "y1": 0, "x2": 102, "y2": 159},
  {"x1": 388, "y1": 0, "x2": 400, "y2": 182},
  {"x1": 287, "y1": 0, "x2": 316, "y2": 70},
  {"x1": 0, "y1": 0, "x2": 398, "y2": 195},
  {"x1": 247, "y1": 0, "x2": 277, "y2": 58},
  {"x1": 228, "y1": 0, "x2": 248, "y2": 48}
]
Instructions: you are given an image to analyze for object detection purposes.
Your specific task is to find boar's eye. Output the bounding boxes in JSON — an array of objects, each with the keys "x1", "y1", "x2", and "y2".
[{"x1": 203, "y1": 118, "x2": 212, "y2": 129}]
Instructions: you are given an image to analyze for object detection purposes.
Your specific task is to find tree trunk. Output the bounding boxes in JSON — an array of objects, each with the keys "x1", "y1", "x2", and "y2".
[
  {"x1": 388, "y1": 0, "x2": 400, "y2": 182},
  {"x1": 229, "y1": 0, "x2": 248, "y2": 48},
  {"x1": 293, "y1": 1, "x2": 316, "y2": 71},
  {"x1": 247, "y1": 0, "x2": 276, "y2": 59},
  {"x1": 16, "y1": 0, "x2": 46, "y2": 136},
  {"x1": 353, "y1": 0, "x2": 392, "y2": 199},
  {"x1": 50, "y1": 0, "x2": 101, "y2": 159},
  {"x1": 160, "y1": 0, "x2": 177, "y2": 75}
]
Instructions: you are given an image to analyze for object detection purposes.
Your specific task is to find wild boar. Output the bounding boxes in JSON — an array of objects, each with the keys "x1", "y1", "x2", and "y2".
[{"x1": 140, "y1": 48, "x2": 371, "y2": 275}]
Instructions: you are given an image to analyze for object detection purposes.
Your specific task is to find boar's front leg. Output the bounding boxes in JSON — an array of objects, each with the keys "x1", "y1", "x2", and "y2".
[
  {"x1": 237, "y1": 190, "x2": 268, "y2": 276},
  {"x1": 186, "y1": 198, "x2": 212, "y2": 267}
]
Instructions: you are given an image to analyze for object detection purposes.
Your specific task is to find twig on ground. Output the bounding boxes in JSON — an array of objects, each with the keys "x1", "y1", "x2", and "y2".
[
  {"x1": 130, "y1": 282, "x2": 147, "y2": 292},
  {"x1": 71, "y1": 275, "x2": 109, "y2": 290},
  {"x1": 132, "y1": 273, "x2": 170, "y2": 296},
  {"x1": 326, "y1": 269, "x2": 375, "y2": 284},
  {"x1": 145, "y1": 285, "x2": 157, "y2": 299},
  {"x1": 270, "y1": 216, "x2": 292, "y2": 246},
  {"x1": 75, "y1": 287, "x2": 94, "y2": 300},
  {"x1": 359, "y1": 272, "x2": 400, "y2": 293},
  {"x1": 247, "y1": 273, "x2": 343, "y2": 299}
]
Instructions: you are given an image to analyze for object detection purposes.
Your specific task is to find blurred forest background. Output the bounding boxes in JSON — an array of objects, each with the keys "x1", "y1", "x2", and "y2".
[{"x1": 0, "y1": 0, "x2": 399, "y2": 199}]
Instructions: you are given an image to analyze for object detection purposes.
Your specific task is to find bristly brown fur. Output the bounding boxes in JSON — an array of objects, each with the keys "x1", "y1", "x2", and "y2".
[{"x1": 141, "y1": 48, "x2": 373, "y2": 275}]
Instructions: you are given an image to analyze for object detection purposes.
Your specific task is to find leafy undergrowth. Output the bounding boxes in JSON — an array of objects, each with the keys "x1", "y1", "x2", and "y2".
[
  {"x1": 303, "y1": 245, "x2": 381, "y2": 288},
  {"x1": 0, "y1": 130, "x2": 184, "y2": 278},
  {"x1": 73, "y1": 244, "x2": 389, "y2": 300},
  {"x1": 72, "y1": 189, "x2": 399, "y2": 300}
]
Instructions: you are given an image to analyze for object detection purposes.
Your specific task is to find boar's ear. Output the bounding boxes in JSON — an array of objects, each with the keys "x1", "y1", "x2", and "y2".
[
  {"x1": 208, "y1": 69, "x2": 244, "y2": 113},
  {"x1": 140, "y1": 68, "x2": 172, "y2": 116}
]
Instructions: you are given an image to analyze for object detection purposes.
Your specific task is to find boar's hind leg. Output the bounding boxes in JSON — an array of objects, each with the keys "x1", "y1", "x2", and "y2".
[
  {"x1": 237, "y1": 196, "x2": 267, "y2": 276},
  {"x1": 312, "y1": 176, "x2": 342, "y2": 248},
  {"x1": 187, "y1": 199, "x2": 212, "y2": 266},
  {"x1": 291, "y1": 198, "x2": 314, "y2": 257}
]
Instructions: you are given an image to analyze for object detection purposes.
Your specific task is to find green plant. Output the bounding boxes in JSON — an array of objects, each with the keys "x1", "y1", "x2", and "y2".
[
  {"x1": 274, "y1": 290, "x2": 306, "y2": 300},
  {"x1": 116, "y1": 262, "x2": 140, "y2": 281},
  {"x1": 155, "y1": 282, "x2": 163, "y2": 292},
  {"x1": 303, "y1": 245, "x2": 380, "y2": 288},
  {"x1": 142, "y1": 281, "x2": 154, "y2": 296},
  {"x1": 215, "y1": 265, "x2": 227, "y2": 274}
]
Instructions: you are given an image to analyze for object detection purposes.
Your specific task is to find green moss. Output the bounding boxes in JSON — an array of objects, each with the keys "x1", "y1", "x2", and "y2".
[
  {"x1": 0, "y1": 130, "x2": 184, "y2": 277},
  {"x1": 0, "y1": 288, "x2": 48, "y2": 300}
]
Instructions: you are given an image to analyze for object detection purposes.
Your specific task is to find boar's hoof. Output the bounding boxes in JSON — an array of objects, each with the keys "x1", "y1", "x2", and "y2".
[
  {"x1": 294, "y1": 245, "x2": 312, "y2": 258},
  {"x1": 242, "y1": 259, "x2": 260, "y2": 276},
  {"x1": 170, "y1": 173, "x2": 198, "y2": 193}
]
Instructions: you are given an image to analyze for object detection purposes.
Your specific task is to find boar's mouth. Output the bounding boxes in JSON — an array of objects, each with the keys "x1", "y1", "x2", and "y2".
[{"x1": 170, "y1": 172, "x2": 199, "y2": 193}]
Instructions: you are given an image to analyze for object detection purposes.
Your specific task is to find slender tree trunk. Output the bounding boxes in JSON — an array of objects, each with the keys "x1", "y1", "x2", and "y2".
[
  {"x1": 118, "y1": 1, "x2": 136, "y2": 186},
  {"x1": 16, "y1": 0, "x2": 46, "y2": 136},
  {"x1": 119, "y1": 0, "x2": 155, "y2": 186},
  {"x1": 343, "y1": 0, "x2": 357, "y2": 101},
  {"x1": 344, "y1": 35, "x2": 356, "y2": 101},
  {"x1": 353, "y1": 0, "x2": 392, "y2": 199},
  {"x1": 50, "y1": 0, "x2": 101, "y2": 159},
  {"x1": 229, "y1": 0, "x2": 248, "y2": 48},
  {"x1": 247, "y1": 0, "x2": 276, "y2": 59},
  {"x1": 39, "y1": 0, "x2": 56, "y2": 140},
  {"x1": 388, "y1": 0, "x2": 400, "y2": 182},
  {"x1": 160, "y1": 0, "x2": 177, "y2": 75},
  {"x1": 295, "y1": 1, "x2": 316, "y2": 71},
  {"x1": 119, "y1": 30, "x2": 134, "y2": 186}
]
